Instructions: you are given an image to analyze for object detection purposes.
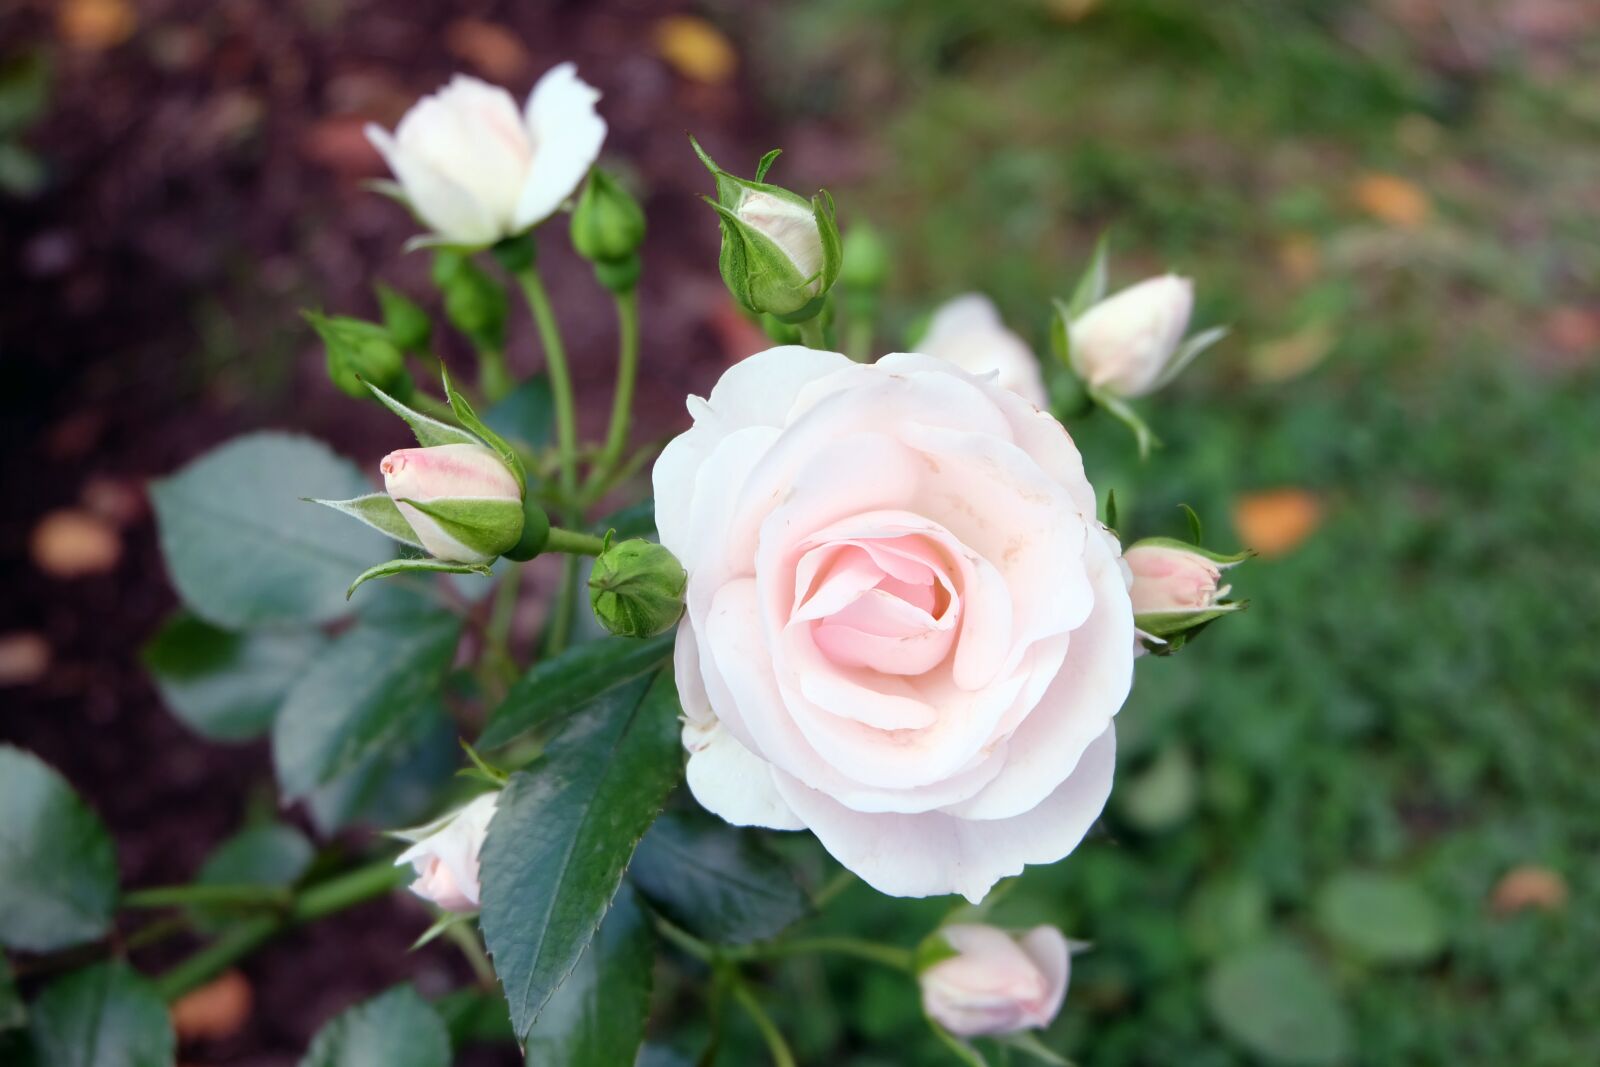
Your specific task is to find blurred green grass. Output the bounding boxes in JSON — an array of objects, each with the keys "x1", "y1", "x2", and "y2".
[{"x1": 724, "y1": 1, "x2": 1600, "y2": 1063}]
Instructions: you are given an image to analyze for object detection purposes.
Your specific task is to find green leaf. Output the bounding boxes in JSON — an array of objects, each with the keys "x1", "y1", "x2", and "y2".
[
  {"x1": 366, "y1": 381, "x2": 480, "y2": 448},
  {"x1": 149, "y1": 433, "x2": 391, "y2": 628},
  {"x1": 479, "y1": 669, "x2": 683, "y2": 1038},
  {"x1": 1065, "y1": 231, "x2": 1110, "y2": 320},
  {"x1": 440, "y1": 365, "x2": 525, "y2": 494},
  {"x1": 299, "y1": 986, "x2": 450, "y2": 1067},
  {"x1": 142, "y1": 613, "x2": 325, "y2": 742},
  {"x1": 997, "y1": 1030, "x2": 1075, "y2": 1066},
  {"x1": 1184, "y1": 874, "x2": 1268, "y2": 959},
  {"x1": 306, "y1": 493, "x2": 423, "y2": 551},
  {"x1": 27, "y1": 963, "x2": 174, "y2": 1067},
  {"x1": 0, "y1": 956, "x2": 24, "y2": 1034},
  {"x1": 347, "y1": 557, "x2": 491, "y2": 600},
  {"x1": 272, "y1": 614, "x2": 462, "y2": 800},
  {"x1": 1205, "y1": 939, "x2": 1351, "y2": 1066},
  {"x1": 1089, "y1": 388, "x2": 1159, "y2": 460},
  {"x1": 304, "y1": 705, "x2": 456, "y2": 835},
  {"x1": 477, "y1": 631, "x2": 675, "y2": 750},
  {"x1": 483, "y1": 375, "x2": 554, "y2": 451},
  {"x1": 0, "y1": 747, "x2": 117, "y2": 952},
  {"x1": 187, "y1": 821, "x2": 314, "y2": 932},
  {"x1": 1315, "y1": 871, "x2": 1444, "y2": 965},
  {"x1": 523, "y1": 887, "x2": 655, "y2": 1066},
  {"x1": 1116, "y1": 744, "x2": 1197, "y2": 832},
  {"x1": 754, "y1": 147, "x2": 783, "y2": 182},
  {"x1": 629, "y1": 811, "x2": 809, "y2": 945}
]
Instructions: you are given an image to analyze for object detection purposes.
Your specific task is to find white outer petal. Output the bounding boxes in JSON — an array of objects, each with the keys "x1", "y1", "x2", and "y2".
[
  {"x1": 515, "y1": 63, "x2": 608, "y2": 229},
  {"x1": 916, "y1": 293, "x2": 1050, "y2": 408}
]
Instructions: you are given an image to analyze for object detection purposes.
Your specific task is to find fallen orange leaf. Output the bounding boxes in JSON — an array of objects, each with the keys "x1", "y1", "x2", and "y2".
[
  {"x1": 58, "y1": 0, "x2": 137, "y2": 52},
  {"x1": 1232, "y1": 489, "x2": 1323, "y2": 558},
  {"x1": 1353, "y1": 173, "x2": 1431, "y2": 229},
  {"x1": 170, "y1": 969, "x2": 253, "y2": 1042},
  {"x1": 1491, "y1": 866, "x2": 1568, "y2": 915},
  {"x1": 31, "y1": 509, "x2": 121, "y2": 578},
  {"x1": 655, "y1": 15, "x2": 738, "y2": 86},
  {"x1": 0, "y1": 633, "x2": 51, "y2": 688},
  {"x1": 445, "y1": 19, "x2": 531, "y2": 82}
]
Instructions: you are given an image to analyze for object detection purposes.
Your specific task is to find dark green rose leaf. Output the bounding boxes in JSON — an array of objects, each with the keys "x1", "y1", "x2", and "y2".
[
  {"x1": 272, "y1": 613, "x2": 461, "y2": 801},
  {"x1": 522, "y1": 888, "x2": 655, "y2": 1067},
  {"x1": 0, "y1": 747, "x2": 118, "y2": 952},
  {"x1": 1205, "y1": 939, "x2": 1351, "y2": 1066},
  {"x1": 477, "y1": 631, "x2": 674, "y2": 750},
  {"x1": 299, "y1": 985, "x2": 450, "y2": 1067},
  {"x1": 27, "y1": 963, "x2": 174, "y2": 1067},
  {"x1": 630, "y1": 810, "x2": 809, "y2": 945},
  {"x1": 149, "y1": 433, "x2": 390, "y2": 628},
  {"x1": 480, "y1": 669, "x2": 682, "y2": 1038},
  {"x1": 142, "y1": 613, "x2": 325, "y2": 742}
]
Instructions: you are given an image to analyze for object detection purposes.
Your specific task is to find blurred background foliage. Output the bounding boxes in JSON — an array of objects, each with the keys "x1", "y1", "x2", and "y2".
[
  {"x1": 5, "y1": 0, "x2": 1598, "y2": 1063},
  {"x1": 701, "y1": 0, "x2": 1600, "y2": 1064}
]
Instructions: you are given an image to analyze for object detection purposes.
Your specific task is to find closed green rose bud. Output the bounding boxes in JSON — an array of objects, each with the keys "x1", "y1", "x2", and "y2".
[
  {"x1": 571, "y1": 169, "x2": 646, "y2": 267},
  {"x1": 691, "y1": 136, "x2": 842, "y2": 324},
  {"x1": 375, "y1": 282, "x2": 432, "y2": 353},
  {"x1": 588, "y1": 539, "x2": 687, "y2": 638},
  {"x1": 306, "y1": 310, "x2": 412, "y2": 400},
  {"x1": 433, "y1": 251, "x2": 507, "y2": 351}
]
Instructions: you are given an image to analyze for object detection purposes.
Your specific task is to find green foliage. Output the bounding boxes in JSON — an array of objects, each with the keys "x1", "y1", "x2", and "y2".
[
  {"x1": 142, "y1": 613, "x2": 325, "y2": 742},
  {"x1": 0, "y1": 748, "x2": 118, "y2": 953},
  {"x1": 630, "y1": 811, "x2": 810, "y2": 945},
  {"x1": 1315, "y1": 871, "x2": 1444, "y2": 965},
  {"x1": 1204, "y1": 940, "x2": 1351, "y2": 1066},
  {"x1": 149, "y1": 433, "x2": 390, "y2": 628},
  {"x1": 25, "y1": 963, "x2": 174, "y2": 1067},
  {"x1": 271, "y1": 613, "x2": 461, "y2": 801},
  {"x1": 192, "y1": 823, "x2": 314, "y2": 931},
  {"x1": 477, "y1": 630, "x2": 674, "y2": 750},
  {"x1": 523, "y1": 888, "x2": 655, "y2": 1067},
  {"x1": 300, "y1": 986, "x2": 450, "y2": 1067},
  {"x1": 479, "y1": 669, "x2": 682, "y2": 1039}
]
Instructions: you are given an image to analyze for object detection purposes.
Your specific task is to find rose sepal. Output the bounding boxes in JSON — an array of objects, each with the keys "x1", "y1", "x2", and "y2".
[
  {"x1": 393, "y1": 496, "x2": 525, "y2": 560},
  {"x1": 1126, "y1": 535, "x2": 1253, "y2": 566},
  {"x1": 306, "y1": 492, "x2": 425, "y2": 551},
  {"x1": 347, "y1": 556, "x2": 492, "y2": 599}
]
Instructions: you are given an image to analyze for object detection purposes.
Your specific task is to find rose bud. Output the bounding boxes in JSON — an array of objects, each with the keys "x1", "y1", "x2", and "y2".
[
  {"x1": 380, "y1": 443, "x2": 524, "y2": 563},
  {"x1": 374, "y1": 282, "x2": 432, "y2": 354},
  {"x1": 915, "y1": 293, "x2": 1049, "y2": 408},
  {"x1": 920, "y1": 924, "x2": 1071, "y2": 1037},
  {"x1": 1067, "y1": 274, "x2": 1215, "y2": 398},
  {"x1": 691, "y1": 136, "x2": 842, "y2": 323},
  {"x1": 588, "y1": 539, "x2": 687, "y2": 639},
  {"x1": 1124, "y1": 538, "x2": 1246, "y2": 649},
  {"x1": 305, "y1": 310, "x2": 411, "y2": 401},
  {"x1": 394, "y1": 792, "x2": 498, "y2": 913},
  {"x1": 571, "y1": 168, "x2": 646, "y2": 292},
  {"x1": 366, "y1": 65, "x2": 606, "y2": 248}
]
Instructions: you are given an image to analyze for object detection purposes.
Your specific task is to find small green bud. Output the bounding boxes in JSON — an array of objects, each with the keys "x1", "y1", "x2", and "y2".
[
  {"x1": 571, "y1": 169, "x2": 646, "y2": 266},
  {"x1": 691, "y1": 135, "x2": 842, "y2": 323},
  {"x1": 374, "y1": 282, "x2": 432, "y2": 353},
  {"x1": 588, "y1": 539, "x2": 687, "y2": 639},
  {"x1": 491, "y1": 232, "x2": 537, "y2": 274},
  {"x1": 434, "y1": 253, "x2": 507, "y2": 351},
  {"x1": 840, "y1": 222, "x2": 889, "y2": 293},
  {"x1": 306, "y1": 310, "x2": 411, "y2": 400}
]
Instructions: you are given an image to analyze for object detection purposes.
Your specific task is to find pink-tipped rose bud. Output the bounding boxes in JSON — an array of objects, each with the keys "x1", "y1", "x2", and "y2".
[
  {"x1": 1126, "y1": 542, "x2": 1231, "y2": 615},
  {"x1": 394, "y1": 792, "x2": 498, "y2": 913},
  {"x1": 920, "y1": 924, "x2": 1071, "y2": 1037},
  {"x1": 1068, "y1": 274, "x2": 1194, "y2": 398},
  {"x1": 380, "y1": 442, "x2": 523, "y2": 564}
]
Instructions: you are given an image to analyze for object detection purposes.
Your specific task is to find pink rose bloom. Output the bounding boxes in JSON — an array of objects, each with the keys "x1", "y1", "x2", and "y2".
[
  {"x1": 916, "y1": 293, "x2": 1049, "y2": 408},
  {"x1": 921, "y1": 924, "x2": 1071, "y2": 1036},
  {"x1": 1125, "y1": 542, "x2": 1231, "y2": 615},
  {"x1": 653, "y1": 347, "x2": 1133, "y2": 902},
  {"x1": 394, "y1": 792, "x2": 499, "y2": 912}
]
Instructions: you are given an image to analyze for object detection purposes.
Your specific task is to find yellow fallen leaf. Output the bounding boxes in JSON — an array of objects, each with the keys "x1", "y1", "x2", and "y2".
[
  {"x1": 1249, "y1": 321, "x2": 1334, "y2": 384},
  {"x1": 1232, "y1": 489, "x2": 1322, "y2": 558},
  {"x1": 445, "y1": 18, "x2": 531, "y2": 82},
  {"x1": 58, "y1": 0, "x2": 137, "y2": 52},
  {"x1": 1491, "y1": 866, "x2": 1568, "y2": 915},
  {"x1": 170, "y1": 969, "x2": 253, "y2": 1042},
  {"x1": 1276, "y1": 233, "x2": 1322, "y2": 285},
  {"x1": 655, "y1": 15, "x2": 738, "y2": 86},
  {"x1": 1353, "y1": 173, "x2": 1431, "y2": 229},
  {"x1": 31, "y1": 509, "x2": 121, "y2": 578}
]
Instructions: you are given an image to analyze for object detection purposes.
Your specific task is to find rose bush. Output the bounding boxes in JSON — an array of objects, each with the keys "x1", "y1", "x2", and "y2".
[{"x1": 655, "y1": 346, "x2": 1134, "y2": 902}]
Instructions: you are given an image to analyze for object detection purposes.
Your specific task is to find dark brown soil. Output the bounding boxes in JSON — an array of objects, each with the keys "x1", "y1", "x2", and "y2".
[{"x1": 0, "y1": 1, "x2": 806, "y2": 1061}]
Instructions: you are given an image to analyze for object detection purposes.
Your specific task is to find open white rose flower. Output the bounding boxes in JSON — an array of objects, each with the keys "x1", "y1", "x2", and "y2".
[
  {"x1": 920, "y1": 924, "x2": 1071, "y2": 1036},
  {"x1": 366, "y1": 64, "x2": 606, "y2": 247},
  {"x1": 916, "y1": 293, "x2": 1050, "y2": 408},
  {"x1": 654, "y1": 347, "x2": 1134, "y2": 902}
]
